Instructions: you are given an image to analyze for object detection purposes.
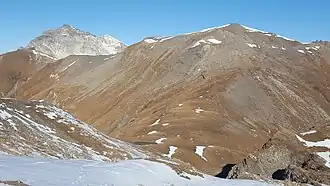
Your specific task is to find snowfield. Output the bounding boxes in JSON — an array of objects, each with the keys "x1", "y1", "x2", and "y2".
[{"x1": 0, "y1": 154, "x2": 278, "y2": 186}]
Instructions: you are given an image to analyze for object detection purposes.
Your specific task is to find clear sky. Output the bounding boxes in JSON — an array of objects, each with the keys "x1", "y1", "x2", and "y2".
[{"x1": 1, "y1": 0, "x2": 329, "y2": 53}]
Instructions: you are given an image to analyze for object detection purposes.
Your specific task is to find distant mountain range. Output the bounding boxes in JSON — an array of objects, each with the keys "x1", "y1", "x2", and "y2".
[{"x1": 0, "y1": 23, "x2": 329, "y2": 185}]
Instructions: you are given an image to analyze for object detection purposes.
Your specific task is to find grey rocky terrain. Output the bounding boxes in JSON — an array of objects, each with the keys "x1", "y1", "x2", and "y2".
[{"x1": 27, "y1": 24, "x2": 126, "y2": 59}]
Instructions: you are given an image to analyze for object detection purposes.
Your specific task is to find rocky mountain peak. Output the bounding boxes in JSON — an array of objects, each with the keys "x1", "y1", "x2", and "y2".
[
  {"x1": 27, "y1": 24, "x2": 126, "y2": 59},
  {"x1": 60, "y1": 24, "x2": 75, "y2": 29}
]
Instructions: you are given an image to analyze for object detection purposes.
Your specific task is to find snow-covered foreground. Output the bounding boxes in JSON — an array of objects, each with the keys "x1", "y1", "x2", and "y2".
[{"x1": 0, "y1": 155, "x2": 277, "y2": 186}]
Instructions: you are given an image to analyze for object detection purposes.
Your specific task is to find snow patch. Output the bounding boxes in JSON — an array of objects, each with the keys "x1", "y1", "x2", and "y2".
[
  {"x1": 178, "y1": 104, "x2": 183, "y2": 107},
  {"x1": 296, "y1": 135, "x2": 330, "y2": 148},
  {"x1": 164, "y1": 146, "x2": 177, "y2": 158},
  {"x1": 162, "y1": 123, "x2": 169, "y2": 126},
  {"x1": 143, "y1": 36, "x2": 174, "y2": 44},
  {"x1": 144, "y1": 39, "x2": 158, "y2": 43},
  {"x1": 247, "y1": 43, "x2": 259, "y2": 48},
  {"x1": 199, "y1": 24, "x2": 230, "y2": 33},
  {"x1": 59, "y1": 61, "x2": 76, "y2": 73},
  {"x1": 7, "y1": 119, "x2": 18, "y2": 131},
  {"x1": 0, "y1": 110, "x2": 12, "y2": 120},
  {"x1": 35, "y1": 105, "x2": 46, "y2": 109},
  {"x1": 276, "y1": 35, "x2": 295, "y2": 41},
  {"x1": 195, "y1": 146, "x2": 208, "y2": 161},
  {"x1": 150, "y1": 119, "x2": 161, "y2": 126},
  {"x1": 300, "y1": 130, "x2": 317, "y2": 136},
  {"x1": 49, "y1": 73, "x2": 59, "y2": 80},
  {"x1": 43, "y1": 111, "x2": 57, "y2": 119},
  {"x1": 306, "y1": 46, "x2": 320, "y2": 50},
  {"x1": 32, "y1": 50, "x2": 57, "y2": 60},
  {"x1": 155, "y1": 138, "x2": 167, "y2": 144},
  {"x1": 207, "y1": 38, "x2": 222, "y2": 44},
  {"x1": 158, "y1": 36, "x2": 174, "y2": 42},
  {"x1": 184, "y1": 24, "x2": 230, "y2": 35},
  {"x1": 190, "y1": 39, "x2": 222, "y2": 48},
  {"x1": 195, "y1": 107, "x2": 204, "y2": 114},
  {"x1": 241, "y1": 25, "x2": 267, "y2": 33},
  {"x1": 297, "y1": 50, "x2": 305, "y2": 54},
  {"x1": 191, "y1": 40, "x2": 207, "y2": 48},
  {"x1": 317, "y1": 152, "x2": 330, "y2": 168},
  {"x1": 147, "y1": 131, "x2": 158, "y2": 135},
  {"x1": 242, "y1": 25, "x2": 295, "y2": 41}
]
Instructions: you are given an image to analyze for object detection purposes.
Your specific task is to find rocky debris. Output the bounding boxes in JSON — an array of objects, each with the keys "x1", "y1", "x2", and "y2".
[
  {"x1": 27, "y1": 24, "x2": 126, "y2": 59},
  {"x1": 272, "y1": 165, "x2": 330, "y2": 186},
  {"x1": 225, "y1": 129, "x2": 330, "y2": 185},
  {"x1": 0, "y1": 180, "x2": 29, "y2": 186}
]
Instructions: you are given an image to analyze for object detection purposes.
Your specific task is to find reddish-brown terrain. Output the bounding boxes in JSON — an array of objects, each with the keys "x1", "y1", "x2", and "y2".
[
  {"x1": 0, "y1": 48, "x2": 54, "y2": 97},
  {"x1": 1, "y1": 24, "x2": 330, "y2": 184}
]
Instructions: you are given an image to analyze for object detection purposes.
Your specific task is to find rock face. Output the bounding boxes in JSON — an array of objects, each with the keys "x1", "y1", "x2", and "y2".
[
  {"x1": 27, "y1": 24, "x2": 126, "y2": 59},
  {"x1": 3, "y1": 23, "x2": 330, "y2": 177},
  {"x1": 225, "y1": 129, "x2": 330, "y2": 185}
]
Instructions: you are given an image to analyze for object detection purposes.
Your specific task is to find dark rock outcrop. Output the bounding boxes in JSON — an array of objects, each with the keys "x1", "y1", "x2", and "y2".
[{"x1": 226, "y1": 129, "x2": 330, "y2": 185}]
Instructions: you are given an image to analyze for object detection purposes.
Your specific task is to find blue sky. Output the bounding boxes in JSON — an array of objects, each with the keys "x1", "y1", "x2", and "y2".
[{"x1": 1, "y1": 1, "x2": 329, "y2": 53}]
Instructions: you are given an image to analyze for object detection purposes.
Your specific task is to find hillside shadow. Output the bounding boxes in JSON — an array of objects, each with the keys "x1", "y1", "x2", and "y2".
[{"x1": 215, "y1": 164, "x2": 236, "y2": 178}]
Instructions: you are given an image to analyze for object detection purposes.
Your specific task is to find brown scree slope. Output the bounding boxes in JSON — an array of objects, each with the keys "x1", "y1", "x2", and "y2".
[{"x1": 0, "y1": 48, "x2": 54, "y2": 97}]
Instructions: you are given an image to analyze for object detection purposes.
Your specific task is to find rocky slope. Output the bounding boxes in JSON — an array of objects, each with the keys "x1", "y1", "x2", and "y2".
[
  {"x1": 0, "y1": 48, "x2": 55, "y2": 97},
  {"x1": 0, "y1": 98, "x2": 148, "y2": 161},
  {"x1": 27, "y1": 24, "x2": 126, "y2": 59},
  {"x1": 224, "y1": 128, "x2": 330, "y2": 185},
  {"x1": 3, "y1": 23, "x2": 330, "y2": 183}
]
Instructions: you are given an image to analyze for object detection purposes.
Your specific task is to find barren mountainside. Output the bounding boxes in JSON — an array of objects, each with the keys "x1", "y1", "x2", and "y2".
[
  {"x1": 1, "y1": 23, "x2": 330, "y2": 185},
  {"x1": 0, "y1": 48, "x2": 55, "y2": 97}
]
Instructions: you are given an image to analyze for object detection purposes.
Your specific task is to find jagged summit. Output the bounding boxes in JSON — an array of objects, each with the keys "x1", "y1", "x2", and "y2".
[
  {"x1": 42, "y1": 24, "x2": 91, "y2": 36},
  {"x1": 60, "y1": 23, "x2": 75, "y2": 29},
  {"x1": 27, "y1": 24, "x2": 126, "y2": 59}
]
